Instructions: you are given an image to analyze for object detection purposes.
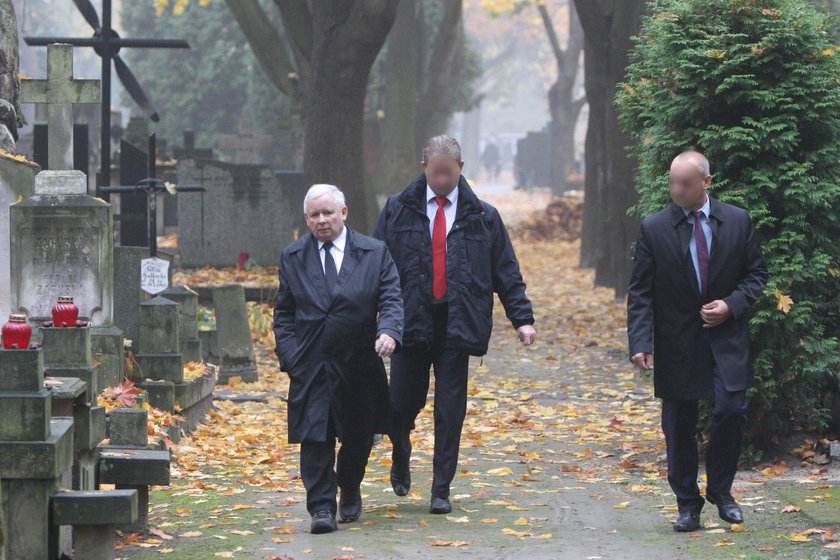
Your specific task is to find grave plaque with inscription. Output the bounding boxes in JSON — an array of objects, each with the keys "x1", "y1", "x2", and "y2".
[
  {"x1": 176, "y1": 158, "x2": 297, "y2": 267},
  {"x1": 10, "y1": 170, "x2": 113, "y2": 326}
]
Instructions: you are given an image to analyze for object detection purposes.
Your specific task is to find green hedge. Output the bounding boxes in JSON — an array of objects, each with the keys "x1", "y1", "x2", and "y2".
[{"x1": 617, "y1": 0, "x2": 840, "y2": 453}]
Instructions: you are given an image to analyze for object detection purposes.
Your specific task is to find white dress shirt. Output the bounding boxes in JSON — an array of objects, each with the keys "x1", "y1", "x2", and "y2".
[
  {"x1": 317, "y1": 225, "x2": 346, "y2": 274},
  {"x1": 426, "y1": 185, "x2": 458, "y2": 238}
]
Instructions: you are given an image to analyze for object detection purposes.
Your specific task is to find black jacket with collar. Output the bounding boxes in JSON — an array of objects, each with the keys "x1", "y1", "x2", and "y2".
[
  {"x1": 627, "y1": 197, "x2": 768, "y2": 400},
  {"x1": 373, "y1": 173, "x2": 534, "y2": 356}
]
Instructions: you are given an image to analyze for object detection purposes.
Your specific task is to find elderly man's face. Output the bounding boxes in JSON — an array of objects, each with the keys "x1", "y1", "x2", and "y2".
[
  {"x1": 305, "y1": 194, "x2": 347, "y2": 242},
  {"x1": 669, "y1": 159, "x2": 710, "y2": 210},
  {"x1": 422, "y1": 155, "x2": 464, "y2": 196}
]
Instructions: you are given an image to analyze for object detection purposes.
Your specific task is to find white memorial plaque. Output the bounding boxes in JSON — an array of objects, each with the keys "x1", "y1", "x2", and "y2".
[{"x1": 140, "y1": 257, "x2": 170, "y2": 295}]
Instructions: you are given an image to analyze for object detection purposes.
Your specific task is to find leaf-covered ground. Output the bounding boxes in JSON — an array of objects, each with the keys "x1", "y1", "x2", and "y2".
[{"x1": 121, "y1": 190, "x2": 840, "y2": 560}]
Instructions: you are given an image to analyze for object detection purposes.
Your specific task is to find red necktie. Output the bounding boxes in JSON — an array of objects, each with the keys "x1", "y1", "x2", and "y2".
[{"x1": 432, "y1": 196, "x2": 447, "y2": 300}]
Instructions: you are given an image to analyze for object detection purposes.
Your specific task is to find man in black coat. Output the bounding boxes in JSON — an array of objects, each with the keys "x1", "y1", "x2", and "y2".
[
  {"x1": 374, "y1": 135, "x2": 536, "y2": 515},
  {"x1": 274, "y1": 184, "x2": 403, "y2": 534},
  {"x1": 627, "y1": 151, "x2": 768, "y2": 532}
]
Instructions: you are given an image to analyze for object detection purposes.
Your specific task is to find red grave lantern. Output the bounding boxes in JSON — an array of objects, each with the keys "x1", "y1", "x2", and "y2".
[
  {"x1": 2, "y1": 314, "x2": 32, "y2": 350},
  {"x1": 52, "y1": 296, "x2": 79, "y2": 328}
]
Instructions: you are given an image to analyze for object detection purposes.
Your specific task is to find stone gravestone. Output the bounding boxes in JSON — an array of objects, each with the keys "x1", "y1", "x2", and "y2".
[
  {"x1": 9, "y1": 169, "x2": 126, "y2": 390},
  {"x1": 212, "y1": 285, "x2": 258, "y2": 383},
  {"x1": 177, "y1": 158, "x2": 297, "y2": 267},
  {"x1": 9, "y1": 170, "x2": 112, "y2": 325},
  {"x1": 0, "y1": 348, "x2": 74, "y2": 559},
  {"x1": 113, "y1": 246, "x2": 175, "y2": 348},
  {"x1": 133, "y1": 296, "x2": 182, "y2": 385},
  {"x1": 40, "y1": 325, "x2": 106, "y2": 491},
  {"x1": 0, "y1": 155, "x2": 39, "y2": 323},
  {"x1": 161, "y1": 285, "x2": 202, "y2": 363},
  {"x1": 132, "y1": 294, "x2": 217, "y2": 432},
  {"x1": 119, "y1": 136, "x2": 151, "y2": 248},
  {"x1": 216, "y1": 114, "x2": 272, "y2": 165}
]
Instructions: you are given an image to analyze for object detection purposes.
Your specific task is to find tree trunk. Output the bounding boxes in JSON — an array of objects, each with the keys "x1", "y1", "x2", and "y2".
[
  {"x1": 414, "y1": 0, "x2": 465, "y2": 149},
  {"x1": 574, "y1": 0, "x2": 644, "y2": 299},
  {"x1": 305, "y1": 1, "x2": 399, "y2": 234},
  {"x1": 540, "y1": 1, "x2": 585, "y2": 195},
  {"x1": 374, "y1": 0, "x2": 420, "y2": 196},
  {"x1": 0, "y1": 0, "x2": 21, "y2": 136}
]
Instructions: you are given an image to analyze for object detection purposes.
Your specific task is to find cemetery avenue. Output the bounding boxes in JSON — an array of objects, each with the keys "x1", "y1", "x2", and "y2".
[
  {"x1": 118, "y1": 191, "x2": 840, "y2": 559},
  {"x1": 2, "y1": 1, "x2": 839, "y2": 558}
]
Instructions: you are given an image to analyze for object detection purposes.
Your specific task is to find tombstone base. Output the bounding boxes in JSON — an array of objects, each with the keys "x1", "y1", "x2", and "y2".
[
  {"x1": 108, "y1": 408, "x2": 149, "y2": 447},
  {"x1": 199, "y1": 329, "x2": 220, "y2": 364},
  {"x1": 91, "y1": 325, "x2": 125, "y2": 390},
  {"x1": 180, "y1": 338, "x2": 203, "y2": 363},
  {"x1": 0, "y1": 418, "x2": 74, "y2": 478},
  {"x1": 74, "y1": 523, "x2": 116, "y2": 559},
  {"x1": 136, "y1": 381, "x2": 176, "y2": 411},
  {"x1": 74, "y1": 404, "x2": 106, "y2": 452},
  {"x1": 115, "y1": 485, "x2": 148, "y2": 533},
  {"x1": 1, "y1": 477, "x2": 62, "y2": 560},
  {"x1": 44, "y1": 366, "x2": 97, "y2": 404},
  {"x1": 134, "y1": 353, "x2": 184, "y2": 383},
  {"x1": 0, "y1": 390, "x2": 51, "y2": 441},
  {"x1": 73, "y1": 449, "x2": 98, "y2": 491},
  {"x1": 217, "y1": 362, "x2": 259, "y2": 384}
]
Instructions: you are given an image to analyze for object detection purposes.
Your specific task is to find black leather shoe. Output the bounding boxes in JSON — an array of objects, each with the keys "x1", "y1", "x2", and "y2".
[
  {"x1": 390, "y1": 467, "x2": 411, "y2": 497},
  {"x1": 429, "y1": 496, "x2": 452, "y2": 515},
  {"x1": 310, "y1": 510, "x2": 338, "y2": 534},
  {"x1": 339, "y1": 489, "x2": 362, "y2": 523},
  {"x1": 706, "y1": 494, "x2": 743, "y2": 524},
  {"x1": 673, "y1": 510, "x2": 701, "y2": 532}
]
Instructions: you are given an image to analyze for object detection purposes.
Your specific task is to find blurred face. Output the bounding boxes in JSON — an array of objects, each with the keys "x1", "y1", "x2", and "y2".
[
  {"x1": 304, "y1": 194, "x2": 347, "y2": 242},
  {"x1": 669, "y1": 158, "x2": 711, "y2": 211},
  {"x1": 421, "y1": 155, "x2": 464, "y2": 196}
]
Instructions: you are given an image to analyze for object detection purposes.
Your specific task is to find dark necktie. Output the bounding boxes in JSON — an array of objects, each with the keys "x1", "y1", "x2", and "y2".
[
  {"x1": 322, "y1": 241, "x2": 337, "y2": 293},
  {"x1": 692, "y1": 210, "x2": 710, "y2": 298},
  {"x1": 432, "y1": 196, "x2": 447, "y2": 300}
]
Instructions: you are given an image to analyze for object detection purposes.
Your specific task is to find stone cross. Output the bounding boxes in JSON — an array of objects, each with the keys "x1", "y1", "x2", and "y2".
[
  {"x1": 21, "y1": 44, "x2": 100, "y2": 170},
  {"x1": 216, "y1": 114, "x2": 272, "y2": 165}
]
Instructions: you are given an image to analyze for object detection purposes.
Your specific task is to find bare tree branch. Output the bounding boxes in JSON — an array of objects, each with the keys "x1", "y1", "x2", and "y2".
[
  {"x1": 537, "y1": 3, "x2": 564, "y2": 64},
  {"x1": 224, "y1": 0, "x2": 299, "y2": 100},
  {"x1": 273, "y1": 0, "x2": 313, "y2": 62}
]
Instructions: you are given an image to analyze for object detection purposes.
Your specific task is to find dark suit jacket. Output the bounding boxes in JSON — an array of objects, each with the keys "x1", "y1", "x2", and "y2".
[
  {"x1": 273, "y1": 227, "x2": 403, "y2": 443},
  {"x1": 627, "y1": 198, "x2": 768, "y2": 400}
]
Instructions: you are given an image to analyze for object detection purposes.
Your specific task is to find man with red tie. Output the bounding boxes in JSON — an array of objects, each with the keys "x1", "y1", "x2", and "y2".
[{"x1": 374, "y1": 135, "x2": 536, "y2": 514}]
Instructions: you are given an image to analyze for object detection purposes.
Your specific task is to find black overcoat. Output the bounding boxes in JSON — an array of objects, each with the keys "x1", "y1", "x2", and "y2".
[
  {"x1": 273, "y1": 228, "x2": 403, "y2": 443},
  {"x1": 627, "y1": 198, "x2": 768, "y2": 400}
]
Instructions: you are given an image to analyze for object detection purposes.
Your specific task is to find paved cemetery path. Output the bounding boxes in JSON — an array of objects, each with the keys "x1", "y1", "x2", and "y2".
[{"x1": 120, "y1": 191, "x2": 840, "y2": 560}]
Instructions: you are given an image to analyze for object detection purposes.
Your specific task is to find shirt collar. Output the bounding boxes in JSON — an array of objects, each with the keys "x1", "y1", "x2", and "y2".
[
  {"x1": 318, "y1": 225, "x2": 347, "y2": 252},
  {"x1": 426, "y1": 184, "x2": 458, "y2": 206},
  {"x1": 682, "y1": 194, "x2": 711, "y2": 219}
]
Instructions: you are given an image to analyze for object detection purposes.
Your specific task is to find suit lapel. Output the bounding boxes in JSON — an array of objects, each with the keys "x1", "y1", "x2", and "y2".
[
  {"x1": 329, "y1": 229, "x2": 362, "y2": 306},
  {"x1": 675, "y1": 214, "x2": 701, "y2": 298},
  {"x1": 300, "y1": 236, "x2": 331, "y2": 308},
  {"x1": 707, "y1": 201, "x2": 723, "y2": 289}
]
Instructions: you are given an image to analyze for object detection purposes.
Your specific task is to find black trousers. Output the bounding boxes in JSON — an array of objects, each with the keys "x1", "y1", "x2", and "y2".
[
  {"x1": 300, "y1": 413, "x2": 374, "y2": 516},
  {"x1": 389, "y1": 303, "x2": 470, "y2": 499},
  {"x1": 661, "y1": 364, "x2": 748, "y2": 512}
]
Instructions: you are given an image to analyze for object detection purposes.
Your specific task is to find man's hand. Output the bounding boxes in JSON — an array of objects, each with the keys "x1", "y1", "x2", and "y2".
[
  {"x1": 375, "y1": 334, "x2": 396, "y2": 358},
  {"x1": 516, "y1": 325, "x2": 536, "y2": 346},
  {"x1": 630, "y1": 352, "x2": 654, "y2": 370},
  {"x1": 701, "y1": 299, "x2": 731, "y2": 328}
]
